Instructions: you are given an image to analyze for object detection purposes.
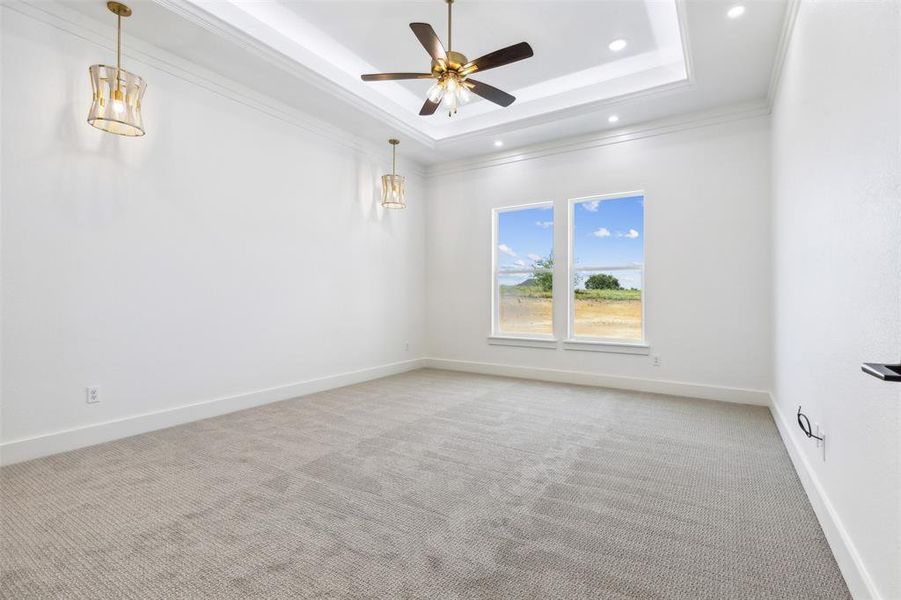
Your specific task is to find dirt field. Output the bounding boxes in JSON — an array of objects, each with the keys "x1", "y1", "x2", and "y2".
[{"x1": 499, "y1": 296, "x2": 642, "y2": 340}]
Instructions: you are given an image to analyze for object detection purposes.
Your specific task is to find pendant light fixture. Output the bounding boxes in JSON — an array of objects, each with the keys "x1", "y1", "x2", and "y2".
[
  {"x1": 87, "y1": 2, "x2": 147, "y2": 137},
  {"x1": 381, "y1": 139, "x2": 406, "y2": 209}
]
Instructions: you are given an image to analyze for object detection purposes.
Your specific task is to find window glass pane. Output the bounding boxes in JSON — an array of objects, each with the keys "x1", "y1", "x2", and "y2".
[
  {"x1": 496, "y1": 206, "x2": 554, "y2": 272},
  {"x1": 573, "y1": 270, "x2": 643, "y2": 340},
  {"x1": 572, "y1": 195, "x2": 644, "y2": 340},
  {"x1": 498, "y1": 273, "x2": 553, "y2": 335},
  {"x1": 495, "y1": 204, "x2": 553, "y2": 336}
]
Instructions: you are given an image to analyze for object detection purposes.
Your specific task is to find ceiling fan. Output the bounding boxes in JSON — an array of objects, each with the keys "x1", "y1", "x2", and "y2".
[{"x1": 361, "y1": 0, "x2": 533, "y2": 117}]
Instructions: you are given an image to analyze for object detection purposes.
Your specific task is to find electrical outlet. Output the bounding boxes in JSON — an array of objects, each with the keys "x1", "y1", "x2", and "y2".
[
  {"x1": 651, "y1": 355, "x2": 661, "y2": 367},
  {"x1": 86, "y1": 386, "x2": 101, "y2": 404}
]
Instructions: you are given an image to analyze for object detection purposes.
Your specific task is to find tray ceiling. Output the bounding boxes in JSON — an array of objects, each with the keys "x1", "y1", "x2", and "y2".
[
  {"x1": 55, "y1": 0, "x2": 788, "y2": 164},
  {"x1": 189, "y1": 0, "x2": 688, "y2": 142}
]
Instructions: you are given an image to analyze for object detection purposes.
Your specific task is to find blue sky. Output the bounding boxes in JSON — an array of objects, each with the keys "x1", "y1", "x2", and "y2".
[{"x1": 497, "y1": 195, "x2": 644, "y2": 288}]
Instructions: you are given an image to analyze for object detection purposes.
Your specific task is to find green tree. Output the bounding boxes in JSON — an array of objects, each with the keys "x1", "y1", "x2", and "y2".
[
  {"x1": 585, "y1": 273, "x2": 621, "y2": 290},
  {"x1": 528, "y1": 254, "x2": 582, "y2": 292},
  {"x1": 530, "y1": 254, "x2": 583, "y2": 292},
  {"x1": 532, "y1": 254, "x2": 554, "y2": 292}
]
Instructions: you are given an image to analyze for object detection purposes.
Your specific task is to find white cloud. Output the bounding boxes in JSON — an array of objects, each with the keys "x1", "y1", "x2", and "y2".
[
  {"x1": 624, "y1": 229, "x2": 640, "y2": 239},
  {"x1": 583, "y1": 200, "x2": 601, "y2": 212},
  {"x1": 514, "y1": 259, "x2": 527, "y2": 267},
  {"x1": 527, "y1": 253, "x2": 542, "y2": 262},
  {"x1": 535, "y1": 221, "x2": 554, "y2": 229},
  {"x1": 498, "y1": 243, "x2": 516, "y2": 257},
  {"x1": 593, "y1": 227, "x2": 611, "y2": 238}
]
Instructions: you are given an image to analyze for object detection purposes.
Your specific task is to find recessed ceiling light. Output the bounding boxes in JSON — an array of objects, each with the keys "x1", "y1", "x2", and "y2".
[
  {"x1": 727, "y1": 5, "x2": 746, "y2": 18},
  {"x1": 608, "y1": 115, "x2": 619, "y2": 123},
  {"x1": 608, "y1": 39, "x2": 628, "y2": 52},
  {"x1": 494, "y1": 140, "x2": 504, "y2": 148}
]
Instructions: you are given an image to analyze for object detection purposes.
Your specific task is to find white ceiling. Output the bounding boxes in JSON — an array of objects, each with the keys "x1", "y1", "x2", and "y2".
[
  {"x1": 184, "y1": 0, "x2": 688, "y2": 141},
  {"x1": 61, "y1": 0, "x2": 788, "y2": 165}
]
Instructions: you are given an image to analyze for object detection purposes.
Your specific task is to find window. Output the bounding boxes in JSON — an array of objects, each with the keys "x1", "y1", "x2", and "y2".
[
  {"x1": 569, "y1": 193, "x2": 645, "y2": 343},
  {"x1": 492, "y1": 203, "x2": 554, "y2": 337}
]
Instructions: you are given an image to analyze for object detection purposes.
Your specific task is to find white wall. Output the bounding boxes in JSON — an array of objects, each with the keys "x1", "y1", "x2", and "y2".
[
  {"x1": 4, "y1": 5, "x2": 898, "y2": 596},
  {"x1": 425, "y1": 115, "x2": 772, "y2": 398},
  {"x1": 770, "y1": 2, "x2": 900, "y2": 598},
  {"x1": 0, "y1": 6, "x2": 426, "y2": 460}
]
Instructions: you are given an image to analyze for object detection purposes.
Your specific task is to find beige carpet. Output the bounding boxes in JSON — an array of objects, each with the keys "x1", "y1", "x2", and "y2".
[{"x1": 1, "y1": 369, "x2": 849, "y2": 599}]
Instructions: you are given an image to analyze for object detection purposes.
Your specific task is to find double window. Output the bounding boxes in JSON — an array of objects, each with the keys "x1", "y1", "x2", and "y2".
[{"x1": 491, "y1": 192, "x2": 646, "y2": 348}]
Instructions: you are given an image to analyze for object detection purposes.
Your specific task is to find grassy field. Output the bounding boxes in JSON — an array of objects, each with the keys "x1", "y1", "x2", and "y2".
[{"x1": 499, "y1": 286, "x2": 642, "y2": 339}]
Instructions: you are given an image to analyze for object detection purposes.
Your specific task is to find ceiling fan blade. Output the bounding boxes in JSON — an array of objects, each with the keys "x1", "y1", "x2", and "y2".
[
  {"x1": 410, "y1": 23, "x2": 448, "y2": 63},
  {"x1": 419, "y1": 97, "x2": 441, "y2": 116},
  {"x1": 461, "y1": 42, "x2": 533, "y2": 75},
  {"x1": 466, "y1": 79, "x2": 516, "y2": 107},
  {"x1": 361, "y1": 73, "x2": 434, "y2": 81}
]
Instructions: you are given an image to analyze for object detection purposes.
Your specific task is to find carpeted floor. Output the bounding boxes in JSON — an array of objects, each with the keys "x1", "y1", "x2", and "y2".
[{"x1": 1, "y1": 369, "x2": 849, "y2": 599}]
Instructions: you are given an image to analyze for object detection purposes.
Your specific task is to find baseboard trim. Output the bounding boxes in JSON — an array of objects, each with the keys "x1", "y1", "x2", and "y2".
[
  {"x1": 769, "y1": 395, "x2": 881, "y2": 600},
  {"x1": 422, "y1": 358, "x2": 770, "y2": 406},
  {"x1": 0, "y1": 359, "x2": 426, "y2": 466}
]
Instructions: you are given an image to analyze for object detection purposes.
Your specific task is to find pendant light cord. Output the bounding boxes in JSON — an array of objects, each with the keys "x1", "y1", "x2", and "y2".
[{"x1": 392, "y1": 143, "x2": 397, "y2": 176}]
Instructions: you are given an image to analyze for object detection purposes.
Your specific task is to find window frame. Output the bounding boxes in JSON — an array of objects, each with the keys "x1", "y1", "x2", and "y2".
[
  {"x1": 487, "y1": 193, "x2": 649, "y2": 354},
  {"x1": 566, "y1": 191, "x2": 647, "y2": 348},
  {"x1": 490, "y1": 201, "x2": 556, "y2": 342}
]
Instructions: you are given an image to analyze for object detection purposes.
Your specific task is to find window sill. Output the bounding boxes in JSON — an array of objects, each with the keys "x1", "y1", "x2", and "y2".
[
  {"x1": 487, "y1": 336, "x2": 558, "y2": 349},
  {"x1": 562, "y1": 339, "x2": 650, "y2": 355}
]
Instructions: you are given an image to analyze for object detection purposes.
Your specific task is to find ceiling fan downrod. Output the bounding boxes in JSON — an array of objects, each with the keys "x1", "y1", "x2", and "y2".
[{"x1": 447, "y1": 0, "x2": 453, "y2": 53}]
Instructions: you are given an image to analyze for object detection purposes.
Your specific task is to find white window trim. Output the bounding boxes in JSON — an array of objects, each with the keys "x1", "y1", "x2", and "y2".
[
  {"x1": 562, "y1": 339, "x2": 650, "y2": 354},
  {"x1": 488, "y1": 336, "x2": 558, "y2": 349},
  {"x1": 490, "y1": 201, "x2": 554, "y2": 341},
  {"x1": 566, "y1": 191, "x2": 648, "y2": 348},
  {"x1": 488, "y1": 193, "x2": 648, "y2": 354}
]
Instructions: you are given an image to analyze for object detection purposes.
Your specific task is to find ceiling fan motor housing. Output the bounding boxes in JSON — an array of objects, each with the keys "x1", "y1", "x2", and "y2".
[{"x1": 433, "y1": 51, "x2": 469, "y2": 76}]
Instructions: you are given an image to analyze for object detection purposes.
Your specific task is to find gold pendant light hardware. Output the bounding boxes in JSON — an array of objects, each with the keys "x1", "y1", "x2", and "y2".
[
  {"x1": 106, "y1": 1, "x2": 132, "y2": 17},
  {"x1": 381, "y1": 139, "x2": 406, "y2": 210},
  {"x1": 389, "y1": 138, "x2": 400, "y2": 174},
  {"x1": 87, "y1": 1, "x2": 147, "y2": 136}
]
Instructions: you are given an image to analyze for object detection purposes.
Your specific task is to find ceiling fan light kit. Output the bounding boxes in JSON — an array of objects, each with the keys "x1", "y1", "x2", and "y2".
[{"x1": 361, "y1": 0, "x2": 533, "y2": 117}]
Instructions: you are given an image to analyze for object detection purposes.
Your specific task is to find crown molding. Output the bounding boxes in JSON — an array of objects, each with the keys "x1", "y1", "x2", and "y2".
[
  {"x1": 149, "y1": 0, "x2": 435, "y2": 150},
  {"x1": 766, "y1": 0, "x2": 801, "y2": 111},
  {"x1": 2, "y1": 0, "x2": 428, "y2": 177},
  {"x1": 154, "y1": 0, "x2": 693, "y2": 148},
  {"x1": 5, "y1": 0, "x2": 782, "y2": 181},
  {"x1": 425, "y1": 99, "x2": 771, "y2": 178}
]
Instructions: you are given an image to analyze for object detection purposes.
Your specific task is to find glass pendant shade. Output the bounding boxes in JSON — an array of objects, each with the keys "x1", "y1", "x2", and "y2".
[
  {"x1": 381, "y1": 138, "x2": 406, "y2": 209},
  {"x1": 87, "y1": 65, "x2": 146, "y2": 137},
  {"x1": 381, "y1": 174, "x2": 406, "y2": 209}
]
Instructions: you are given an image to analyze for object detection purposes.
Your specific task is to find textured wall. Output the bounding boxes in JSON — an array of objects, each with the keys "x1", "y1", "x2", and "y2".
[{"x1": 771, "y1": 2, "x2": 900, "y2": 597}]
